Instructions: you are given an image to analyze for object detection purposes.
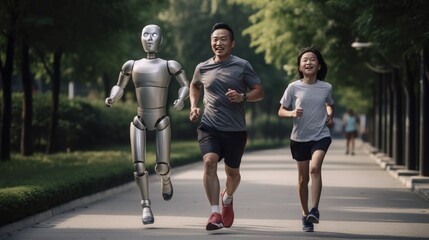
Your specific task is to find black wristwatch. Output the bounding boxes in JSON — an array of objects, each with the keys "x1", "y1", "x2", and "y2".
[{"x1": 240, "y1": 93, "x2": 248, "y2": 101}]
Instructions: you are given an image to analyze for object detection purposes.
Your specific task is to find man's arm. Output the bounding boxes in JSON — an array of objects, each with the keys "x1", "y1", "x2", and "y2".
[
  {"x1": 246, "y1": 84, "x2": 264, "y2": 102},
  {"x1": 189, "y1": 82, "x2": 202, "y2": 122}
]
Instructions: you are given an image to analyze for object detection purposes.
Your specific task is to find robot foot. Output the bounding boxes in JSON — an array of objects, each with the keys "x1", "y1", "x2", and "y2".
[
  {"x1": 142, "y1": 207, "x2": 154, "y2": 225},
  {"x1": 162, "y1": 178, "x2": 173, "y2": 201}
]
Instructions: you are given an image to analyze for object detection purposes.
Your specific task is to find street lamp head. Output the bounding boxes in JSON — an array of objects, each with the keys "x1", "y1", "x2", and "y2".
[
  {"x1": 351, "y1": 39, "x2": 394, "y2": 72},
  {"x1": 351, "y1": 41, "x2": 373, "y2": 50}
]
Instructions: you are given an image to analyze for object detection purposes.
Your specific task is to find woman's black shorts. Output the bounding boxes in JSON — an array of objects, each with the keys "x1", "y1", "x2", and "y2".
[{"x1": 290, "y1": 137, "x2": 332, "y2": 161}]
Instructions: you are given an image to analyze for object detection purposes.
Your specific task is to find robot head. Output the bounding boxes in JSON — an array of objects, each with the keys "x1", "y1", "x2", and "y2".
[{"x1": 141, "y1": 24, "x2": 163, "y2": 53}]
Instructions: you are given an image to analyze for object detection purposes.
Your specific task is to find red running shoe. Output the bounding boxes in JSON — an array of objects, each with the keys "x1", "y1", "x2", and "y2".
[
  {"x1": 206, "y1": 212, "x2": 223, "y2": 230},
  {"x1": 221, "y1": 189, "x2": 234, "y2": 228}
]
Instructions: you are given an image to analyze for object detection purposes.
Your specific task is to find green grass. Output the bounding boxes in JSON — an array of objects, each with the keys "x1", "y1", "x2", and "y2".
[{"x1": 0, "y1": 139, "x2": 286, "y2": 226}]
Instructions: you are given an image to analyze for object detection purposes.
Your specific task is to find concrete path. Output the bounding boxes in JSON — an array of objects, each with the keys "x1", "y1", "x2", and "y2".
[{"x1": 1, "y1": 139, "x2": 429, "y2": 240}]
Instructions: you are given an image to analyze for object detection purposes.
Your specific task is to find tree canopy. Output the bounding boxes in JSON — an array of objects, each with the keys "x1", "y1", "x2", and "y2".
[
  {"x1": 230, "y1": 0, "x2": 429, "y2": 113},
  {"x1": 2, "y1": 0, "x2": 428, "y2": 157}
]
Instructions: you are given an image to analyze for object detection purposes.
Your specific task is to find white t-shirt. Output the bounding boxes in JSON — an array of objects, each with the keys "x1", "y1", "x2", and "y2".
[{"x1": 279, "y1": 80, "x2": 334, "y2": 142}]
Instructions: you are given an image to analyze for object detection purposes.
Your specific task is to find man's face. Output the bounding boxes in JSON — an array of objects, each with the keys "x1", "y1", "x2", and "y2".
[
  {"x1": 211, "y1": 29, "x2": 235, "y2": 60},
  {"x1": 141, "y1": 25, "x2": 162, "y2": 53}
]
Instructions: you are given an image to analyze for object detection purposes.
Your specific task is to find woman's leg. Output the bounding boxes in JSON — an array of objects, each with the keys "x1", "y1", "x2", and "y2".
[
  {"x1": 296, "y1": 160, "x2": 310, "y2": 215},
  {"x1": 310, "y1": 150, "x2": 326, "y2": 209}
]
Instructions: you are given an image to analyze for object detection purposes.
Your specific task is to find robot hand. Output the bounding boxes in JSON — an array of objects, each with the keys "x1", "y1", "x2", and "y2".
[
  {"x1": 173, "y1": 98, "x2": 184, "y2": 111},
  {"x1": 105, "y1": 97, "x2": 115, "y2": 108}
]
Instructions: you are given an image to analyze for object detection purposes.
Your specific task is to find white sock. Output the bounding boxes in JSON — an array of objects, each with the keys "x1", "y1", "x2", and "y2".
[
  {"x1": 223, "y1": 192, "x2": 233, "y2": 205},
  {"x1": 211, "y1": 205, "x2": 220, "y2": 213}
]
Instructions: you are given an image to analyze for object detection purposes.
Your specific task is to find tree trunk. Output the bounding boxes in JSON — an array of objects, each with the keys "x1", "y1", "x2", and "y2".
[
  {"x1": 404, "y1": 57, "x2": 418, "y2": 170},
  {"x1": 392, "y1": 68, "x2": 403, "y2": 165},
  {"x1": 419, "y1": 45, "x2": 429, "y2": 176},
  {"x1": 46, "y1": 49, "x2": 62, "y2": 153},
  {"x1": 0, "y1": 32, "x2": 16, "y2": 161},
  {"x1": 102, "y1": 72, "x2": 111, "y2": 99},
  {"x1": 20, "y1": 39, "x2": 33, "y2": 156}
]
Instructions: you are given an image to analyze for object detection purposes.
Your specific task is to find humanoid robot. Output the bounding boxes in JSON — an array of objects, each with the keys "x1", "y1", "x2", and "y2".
[{"x1": 105, "y1": 24, "x2": 189, "y2": 225}]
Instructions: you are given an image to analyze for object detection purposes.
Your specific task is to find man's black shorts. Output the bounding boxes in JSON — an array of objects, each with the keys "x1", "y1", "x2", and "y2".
[
  {"x1": 290, "y1": 137, "x2": 332, "y2": 161},
  {"x1": 197, "y1": 124, "x2": 247, "y2": 169}
]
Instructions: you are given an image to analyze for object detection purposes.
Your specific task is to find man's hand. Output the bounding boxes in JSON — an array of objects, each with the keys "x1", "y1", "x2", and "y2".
[
  {"x1": 225, "y1": 88, "x2": 245, "y2": 103},
  {"x1": 189, "y1": 107, "x2": 200, "y2": 122}
]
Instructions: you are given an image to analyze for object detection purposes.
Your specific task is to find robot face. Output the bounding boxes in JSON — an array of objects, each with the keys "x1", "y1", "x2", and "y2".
[{"x1": 141, "y1": 25, "x2": 162, "y2": 53}]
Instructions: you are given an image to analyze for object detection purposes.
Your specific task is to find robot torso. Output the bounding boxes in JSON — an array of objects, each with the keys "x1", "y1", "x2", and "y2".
[{"x1": 132, "y1": 58, "x2": 172, "y2": 129}]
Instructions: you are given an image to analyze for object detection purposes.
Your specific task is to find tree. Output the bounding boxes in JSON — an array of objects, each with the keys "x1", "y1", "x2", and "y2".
[
  {"x1": 230, "y1": 0, "x2": 429, "y2": 113},
  {"x1": 0, "y1": 0, "x2": 19, "y2": 161},
  {"x1": 28, "y1": 0, "x2": 163, "y2": 153},
  {"x1": 232, "y1": 0, "x2": 429, "y2": 173},
  {"x1": 1, "y1": 0, "x2": 167, "y2": 157},
  {"x1": 17, "y1": 0, "x2": 48, "y2": 156},
  {"x1": 20, "y1": 37, "x2": 32, "y2": 155}
]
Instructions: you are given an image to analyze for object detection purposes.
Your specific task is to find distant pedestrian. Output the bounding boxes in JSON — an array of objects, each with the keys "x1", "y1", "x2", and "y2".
[
  {"x1": 189, "y1": 22, "x2": 264, "y2": 231},
  {"x1": 343, "y1": 109, "x2": 359, "y2": 155},
  {"x1": 278, "y1": 47, "x2": 334, "y2": 232}
]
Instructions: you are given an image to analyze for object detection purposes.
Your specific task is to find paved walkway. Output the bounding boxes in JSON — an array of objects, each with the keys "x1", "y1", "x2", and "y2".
[{"x1": 1, "y1": 139, "x2": 429, "y2": 240}]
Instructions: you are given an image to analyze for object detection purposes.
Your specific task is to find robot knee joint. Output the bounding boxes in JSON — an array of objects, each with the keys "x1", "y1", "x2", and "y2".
[
  {"x1": 134, "y1": 162, "x2": 146, "y2": 176},
  {"x1": 155, "y1": 162, "x2": 170, "y2": 176}
]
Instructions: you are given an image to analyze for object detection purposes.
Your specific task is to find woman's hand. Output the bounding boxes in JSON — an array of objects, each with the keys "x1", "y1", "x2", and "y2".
[{"x1": 326, "y1": 115, "x2": 334, "y2": 128}]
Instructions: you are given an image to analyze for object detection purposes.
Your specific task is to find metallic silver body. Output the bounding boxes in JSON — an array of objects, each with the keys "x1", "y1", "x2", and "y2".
[{"x1": 105, "y1": 24, "x2": 189, "y2": 225}]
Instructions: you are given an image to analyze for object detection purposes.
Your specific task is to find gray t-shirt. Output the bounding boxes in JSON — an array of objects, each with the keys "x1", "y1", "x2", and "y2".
[
  {"x1": 279, "y1": 80, "x2": 334, "y2": 142},
  {"x1": 192, "y1": 55, "x2": 261, "y2": 131}
]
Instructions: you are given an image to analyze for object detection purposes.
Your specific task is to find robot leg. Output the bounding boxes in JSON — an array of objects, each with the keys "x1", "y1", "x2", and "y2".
[
  {"x1": 155, "y1": 116, "x2": 173, "y2": 201},
  {"x1": 130, "y1": 116, "x2": 154, "y2": 224}
]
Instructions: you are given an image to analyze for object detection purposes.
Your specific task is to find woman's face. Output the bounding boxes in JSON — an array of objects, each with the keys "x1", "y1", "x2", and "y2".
[{"x1": 299, "y1": 51, "x2": 320, "y2": 77}]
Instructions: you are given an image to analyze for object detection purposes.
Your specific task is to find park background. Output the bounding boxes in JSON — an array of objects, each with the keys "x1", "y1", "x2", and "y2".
[{"x1": 1, "y1": 0, "x2": 428, "y2": 227}]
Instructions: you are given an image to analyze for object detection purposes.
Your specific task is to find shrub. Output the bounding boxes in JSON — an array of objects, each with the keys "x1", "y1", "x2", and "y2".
[{"x1": 2, "y1": 93, "x2": 134, "y2": 152}]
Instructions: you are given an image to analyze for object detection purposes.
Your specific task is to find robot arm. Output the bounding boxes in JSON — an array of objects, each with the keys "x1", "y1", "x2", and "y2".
[
  {"x1": 105, "y1": 60, "x2": 134, "y2": 107},
  {"x1": 167, "y1": 60, "x2": 189, "y2": 111}
]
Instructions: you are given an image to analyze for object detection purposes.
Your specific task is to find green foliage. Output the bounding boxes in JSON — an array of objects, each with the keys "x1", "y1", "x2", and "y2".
[
  {"x1": 351, "y1": 0, "x2": 429, "y2": 58},
  {"x1": 336, "y1": 86, "x2": 372, "y2": 114},
  {"x1": 248, "y1": 112, "x2": 292, "y2": 141},
  {"x1": 232, "y1": 0, "x2": 329, "y2": 70},
  {"x1": 1, "y1": 92, "x2": 135, "y2": 152},
  {"x1": 169, "y1": 107, "x2": 200, "y2": 140},
  {"x1": 230, "y1": 0, "x2": 429, "y2": 114},
  {"x1": 230, "y1": 0, "x2": 374, "y2": 116}
]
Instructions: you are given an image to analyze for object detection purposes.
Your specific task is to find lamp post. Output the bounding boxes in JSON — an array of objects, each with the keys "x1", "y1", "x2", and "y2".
[
  {"x1": 351, "y1": 40, "x2": 405, "y2": 168},
  {"x1": 419, "y1": 48, "x2": 429, "y2": 176}
]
